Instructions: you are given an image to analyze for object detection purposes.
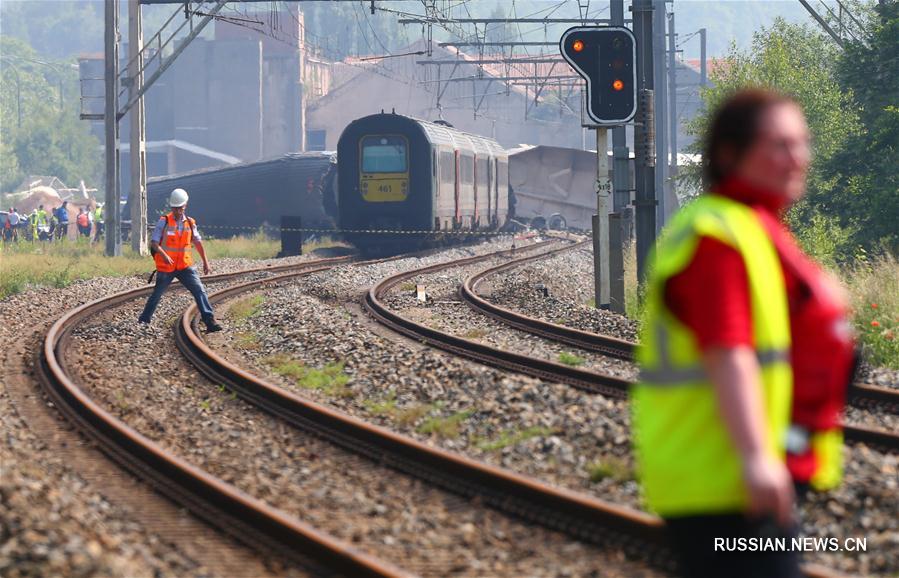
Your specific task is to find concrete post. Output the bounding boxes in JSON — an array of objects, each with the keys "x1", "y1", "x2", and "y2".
[
  {"x1": 668, "y1": 9, "x2": 678, "y2": 203},
  {"x1": 652, "y1": 0, "x2": 668, "y2": 233},
  {"x1": 609, "y1": 212, "x2": 625, "y2": 314},
  {"x1": 104, "y1": 0, "x2": 121, "y2": 256},
  {"x1": 632, "y1": 0, "x2": 657, "y2": 283},
  {"x1": 129, "y1": 0, "x2": 148, "y2": 255},
  {"x1": 594, "y1": 127, "x2": 610, "y2": 309}
]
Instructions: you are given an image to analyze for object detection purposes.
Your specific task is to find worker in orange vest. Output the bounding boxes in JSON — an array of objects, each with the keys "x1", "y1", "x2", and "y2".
[{"x1": 138, "y1": 188, "x2": 222, "y2": 331}]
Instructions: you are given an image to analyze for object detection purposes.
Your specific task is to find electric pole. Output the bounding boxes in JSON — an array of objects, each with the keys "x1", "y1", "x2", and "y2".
[
  {"x1": 105, "y1": 0, "x2": 121, "y2": 257},
  {"x1": 609, "y1": 0, "x2": 629, "y2": 314},
  {"x1": 610, "y1": 0, "x2": 630, "y2": 216},
  {"x1": 652, "y1": 0, "x2": 668, "y2": 232},
  {"x1": 668, "y1": 9, "x2": 678, "y2": 199},
  {"x1": 632, "y1": 0, "x2": 657, "y2": 281},
  {"x1": 699, "y1": 28, "x2": 707, "y2": 86},
  {"x1": 129, "y1": 0, "x2": 148, "y2": 255}
]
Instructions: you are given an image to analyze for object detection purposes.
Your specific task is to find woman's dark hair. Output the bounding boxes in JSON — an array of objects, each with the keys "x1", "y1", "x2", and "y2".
[{"x1": 703, "y1": 88, "x2": 799, "y2": 189}]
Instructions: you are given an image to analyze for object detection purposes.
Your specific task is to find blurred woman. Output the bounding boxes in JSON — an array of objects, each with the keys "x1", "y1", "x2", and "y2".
[{"x1": 633, "y1": 89, "x2": 856, "y2": 578}]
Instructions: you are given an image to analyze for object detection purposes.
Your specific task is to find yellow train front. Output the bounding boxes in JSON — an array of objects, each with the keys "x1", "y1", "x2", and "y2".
[{"x1": 337, "y1": 112, "x2": 510, "y2": 254}]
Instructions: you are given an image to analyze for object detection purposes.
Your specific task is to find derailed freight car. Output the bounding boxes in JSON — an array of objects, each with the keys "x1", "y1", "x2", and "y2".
[
  {"x1": 337, "y1": 112, "x2": 509, "y2": 253},
  {"x1": 143, "y1": 152, "x2": 337, "y2": 237},
  {"x1": 507, "y1": 145, "x2": 634, "y2": 231}
]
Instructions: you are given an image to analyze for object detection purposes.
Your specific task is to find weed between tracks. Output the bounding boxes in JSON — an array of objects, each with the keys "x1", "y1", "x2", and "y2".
[
  {"x1": 557, "y1": 351, "x2": 585, "y2": 367},
  {"x1": 227, "y1": 295, "x2": 264, "y2": 320},
  {"x1": 264, "y1": 354, "x2": 353, "y2": 398},
  {"x1": 475, "y1": 426, "x2": 556, "y2": 452},
  {"x1": 417, "y1": 410, "x2": 474, "y2": 439},
  {"x1": 234, "y1": 332, "x2": 260, "y2": 350},
  {"x1": 587, "y1": 457, "x2": 634, "y2": 483}
]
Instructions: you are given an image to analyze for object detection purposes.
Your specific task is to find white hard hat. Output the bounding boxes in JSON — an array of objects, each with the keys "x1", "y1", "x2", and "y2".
[{"x1": 169, "y1": 188, "x2": 189, "y2": 207}]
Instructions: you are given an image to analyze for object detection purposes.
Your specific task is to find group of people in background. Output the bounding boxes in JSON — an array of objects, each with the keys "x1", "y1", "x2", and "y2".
[{"x1": 2, "y1": 201, "x2": 104, "y2": 243}]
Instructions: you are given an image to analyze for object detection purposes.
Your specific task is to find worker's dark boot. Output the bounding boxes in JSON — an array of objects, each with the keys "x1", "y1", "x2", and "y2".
[{"x1": 204, "y1": 316, "x2": 223, "y2": 332}]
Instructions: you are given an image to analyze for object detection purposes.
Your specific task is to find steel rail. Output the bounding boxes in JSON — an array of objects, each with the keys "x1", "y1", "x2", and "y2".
[
  {"x1": 181, "y1": 243, "x2": 847, "y2": 578},
  {"x1": 459, "y1": 244, "x2": 899, "y2": 454},
  {"x1": 364, "y1": 241, "x2": 632, "y2": 399},
  {"x1": 461, "y1": 239, "x2": 635, "y2": 361},
  {"x1": 35, "y1": 258, "x2": 412, "y2": 578}
]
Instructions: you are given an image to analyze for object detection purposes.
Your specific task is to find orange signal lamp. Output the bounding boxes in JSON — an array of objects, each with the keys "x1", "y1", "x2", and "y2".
[
  {"x1": 612, "y1": 79, "x2": 625, "y2": 91},
  {"x1": 572, "y1": 39, "x2": 585, "y2": 52}
]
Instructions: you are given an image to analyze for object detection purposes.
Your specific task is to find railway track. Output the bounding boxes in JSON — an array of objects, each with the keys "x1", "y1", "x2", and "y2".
[
  {"x1": 458, "y1": 243, "x2": 899, "y2": 454},
  {"x1": 170, "y1": 241, "x2": 845, "y2": 578},
  {"x1": 365, "y1": 239, "x2": 634, "y2": 399},
  {"x1": 35, "y1": 257, "x2": 413, "y2": 578},
  {"x1": 175, "y1": 242, "x2": 680, "y2": 566},
  {"x1": 363, "y1": 244, "x2": 897, "y2": 455},
  {"x1": 30, "y1": 244, "x2": 857, "y2": 578},
  {"x1": 461, "y1": 242, "x2": 899, "y2": 414}
]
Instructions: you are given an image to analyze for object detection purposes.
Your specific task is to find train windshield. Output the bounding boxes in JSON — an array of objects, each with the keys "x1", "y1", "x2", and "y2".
[{"x1": 361, "y1": 136, "x2": 407, "y2": 173}]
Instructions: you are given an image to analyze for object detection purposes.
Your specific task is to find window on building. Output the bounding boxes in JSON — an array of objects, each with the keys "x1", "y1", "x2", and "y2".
[{"x1": 306, "y1": 129, "x2": 327, "y2": 151}]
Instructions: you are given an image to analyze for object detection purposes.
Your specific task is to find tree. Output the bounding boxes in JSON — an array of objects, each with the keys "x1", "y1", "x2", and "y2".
[
  {"x1": 827, "y1": 1, "x2": 899, "y2": 250},
  {"x1": 681, "y1": 19, "x2": 869, "y2": 260},
  {"x1": 0, "y1": 37, "x2": 101, "y2": 194}
]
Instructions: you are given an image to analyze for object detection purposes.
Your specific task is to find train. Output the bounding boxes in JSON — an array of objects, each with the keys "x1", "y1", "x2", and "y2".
[
  {"x1": 143, "y1": 152, "x2": 336, "y2": 236},
  {"x1": 134, "y1": 112, "x2": 630, "y2": 254},
  {"x1": 336, "y1": 112, "x2": 511, "y2": 253}
]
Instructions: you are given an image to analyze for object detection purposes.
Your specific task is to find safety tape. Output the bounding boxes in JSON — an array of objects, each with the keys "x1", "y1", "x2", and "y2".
[{"x1": 140, "y1": 223, "x2": 520, "y2": 236}]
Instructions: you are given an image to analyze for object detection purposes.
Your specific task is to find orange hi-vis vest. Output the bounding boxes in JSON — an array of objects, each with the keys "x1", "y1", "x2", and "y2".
[{"x1": 154, "y1": 213, "x2": 195, "y2": 273}]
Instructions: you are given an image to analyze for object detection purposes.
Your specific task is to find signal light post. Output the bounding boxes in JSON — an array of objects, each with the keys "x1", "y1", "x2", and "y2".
[{"x1": 560, "y1": 27, "x2": 636, "y2": 312}]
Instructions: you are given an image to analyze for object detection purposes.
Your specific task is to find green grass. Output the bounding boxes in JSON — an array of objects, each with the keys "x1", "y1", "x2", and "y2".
[
  {"x1": 265, "y1": 355, "x2": 352, "y2": 397},
  {"x1": 394, "y1": 404, "x2": 433, "y2": 426},
  {"x1": 228, "y1": 295, "x2": 264, "y2": 320},
  {"x1": 363, "y1": 393, "x2": 398, "y2": 415},
  {"x1": 587, "y1": 457, "x2": 633, "y2": 483},
  {"x1": 476, "y1": 426, "x2": 555, "y2": 452},
  {"x1": 0, "y1": 232, "x2": 343, "y2": 300},
  {"x1": 844, "y1": 254, "x2": 899, "y2": 369},
  {"x1": 417, "y1": 410, "x2": 474, "y2": 439},
  {"x1": 557, "y1": 351, "x2": 585, "y2": 366},
  {"x1": 235, "y1": 332, "x2": 260, "y2": 350},
  {"x1": 361, "y1": 394, "x2": 434, "y2": 427}
]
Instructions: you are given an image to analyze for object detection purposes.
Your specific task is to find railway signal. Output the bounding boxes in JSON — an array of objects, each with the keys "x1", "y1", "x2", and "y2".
[
  {"x1": 560, "y1": 26, "x2": 637, "y2": 311},
  {"x1": 559, "y1": 26, "x2": 637, "y2": 125}
]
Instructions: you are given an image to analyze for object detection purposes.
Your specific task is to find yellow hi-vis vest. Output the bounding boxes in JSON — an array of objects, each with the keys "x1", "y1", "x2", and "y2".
[{"x1": 633, "y1": 194, "x2": 793, "y2": 517}]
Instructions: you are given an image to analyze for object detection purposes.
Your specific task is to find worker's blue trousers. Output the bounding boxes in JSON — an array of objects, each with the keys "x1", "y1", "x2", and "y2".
[{"x1": 138, "y1": 266, "x2": 215, "y2": 325}]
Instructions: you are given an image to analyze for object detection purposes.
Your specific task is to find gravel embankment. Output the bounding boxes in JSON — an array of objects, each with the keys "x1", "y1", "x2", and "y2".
[
  {"x1": 0, "y1": 253, "x2": 333, "y2": 578},
  {"x1": 485, "y1": 245, "x2": 639, "y2": 341},
  {"x1": 64, "y1": 239, "x2": 664, "y2": 578},
  {"x1": 858, "y1": 364, "x2": 899, "y2": 391},
  {"x1": 381, "y1": 246, "x2": 637, "y2": 380},
  {"x1": 211, "y1": 244, "x2": 898, "y2": 577},
  {"x1": 482, "y1": 246, "x2": 899, "y2": 432}
]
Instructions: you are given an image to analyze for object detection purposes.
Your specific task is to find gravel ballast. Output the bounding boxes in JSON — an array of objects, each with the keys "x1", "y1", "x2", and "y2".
[
  {"x1": 61, "y1": 239, "x2": 664, "y2": 578},
  {"x1": 210, "y1": 241, "x2": 898, "y2": 577}
]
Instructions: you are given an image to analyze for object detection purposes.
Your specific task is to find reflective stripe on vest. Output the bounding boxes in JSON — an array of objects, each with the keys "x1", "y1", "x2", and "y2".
[
  {"x1": 154, "y1": 214, "x2": 194, "y2": 272},
  {"x1": 632, "y1": 194, "x2": 793, "y2": 517},
  {"x1": 639, "y1": 322, "x2": 790, "y2": 384}
]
